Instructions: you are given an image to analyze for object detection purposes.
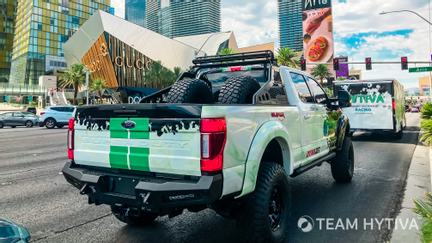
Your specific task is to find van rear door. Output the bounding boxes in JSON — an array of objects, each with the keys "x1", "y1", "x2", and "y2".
[{"x1": 334, "y1": 81, "x2": 394, "y2": 130}]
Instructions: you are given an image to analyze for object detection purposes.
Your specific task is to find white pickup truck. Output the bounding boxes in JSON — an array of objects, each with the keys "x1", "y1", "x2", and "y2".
[{"x1": 63, "y1": 51, "x2": 353, "y2": 242}]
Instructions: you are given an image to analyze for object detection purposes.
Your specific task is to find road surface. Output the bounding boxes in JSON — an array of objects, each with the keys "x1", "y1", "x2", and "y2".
[{"x1": 0, "y1": 113, "x2": 420, "y2": 242}]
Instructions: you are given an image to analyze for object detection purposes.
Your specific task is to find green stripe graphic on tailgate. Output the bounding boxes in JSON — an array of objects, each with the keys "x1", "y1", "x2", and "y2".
[{"x1": 109, "y1": 118, "x2": 150, "y2": 171}]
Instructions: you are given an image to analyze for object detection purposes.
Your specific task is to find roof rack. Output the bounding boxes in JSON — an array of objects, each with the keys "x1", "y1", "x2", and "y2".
[{"x1": 192, "y1": 51, "x2": 275, "y2": 68}]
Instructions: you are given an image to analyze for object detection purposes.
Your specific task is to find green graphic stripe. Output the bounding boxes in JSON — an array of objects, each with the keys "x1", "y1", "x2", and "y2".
[
  {"x1": 109, "y1": 146, "x2": 128, "y2": 169},
  {"x1": 109, "y1": 118, "x2": 150, "y2": 171},
  {"x1": 130, "y1": 147, "x2": 150, "y2": 171}
]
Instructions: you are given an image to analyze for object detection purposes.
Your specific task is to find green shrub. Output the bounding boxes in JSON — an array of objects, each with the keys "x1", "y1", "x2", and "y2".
[
  {"x1": 421, "y1": 103, "x2": 432, "y2": 120},
  {"x1": 420, "y1": 119, "x2": 432, "y2": 146},
  {"x1": 414, "y1": 193, "x2": 432, "y2": 242}
]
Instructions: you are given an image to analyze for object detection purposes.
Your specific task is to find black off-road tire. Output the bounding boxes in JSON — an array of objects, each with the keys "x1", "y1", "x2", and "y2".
[
  {"x1": 166, "y1": 79, "x2": 213, "y2": 104},
  {"x1": 25, "y1": 120, "x2": 33, "y2": 128},
  {"x1": 0, "y1": 122, "x2": 3, "y2": 128},
  {"x1": 238, "y1": 163, "x2": 290, "y2": 243},
  {"x1": 331, "y1": 136, "x2": 354, "y2": 183},
  {"x1": 111, "y1": 206, "x2": 158, "y2": 226},
  {"x1": 218, "y1": 76, "x2": 261, "y2": 104},
  {"x1": 45, "y1": 118, "x2": 56, "y2": 129}
]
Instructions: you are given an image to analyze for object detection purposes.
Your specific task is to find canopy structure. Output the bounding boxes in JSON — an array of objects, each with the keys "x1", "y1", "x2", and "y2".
[{"x1": 64, "y1": 10, "x2": 238, "y2": 88}]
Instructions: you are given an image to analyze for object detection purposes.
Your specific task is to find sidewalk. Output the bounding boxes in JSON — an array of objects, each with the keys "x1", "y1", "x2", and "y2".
[{"x1": 391, "y1": 142, "x2": 431, "y2": 243}]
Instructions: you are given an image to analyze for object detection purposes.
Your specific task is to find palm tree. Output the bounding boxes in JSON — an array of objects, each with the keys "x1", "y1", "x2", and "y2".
[
  {"x1": 276, "y1": 47, "x2": 300, "y2": 68},
  {"x1": 311, "y1": 64, "x2": 331, "y2": 84},
  {"x1": 59, "y1": 63, "x2": 86, "y2": 105},
  {"x1": 218, "y1": 48, "x2": 235, "y2": 56},
  {"x1": 90, "y1": 78, "x2": 107, "y2": 101}
]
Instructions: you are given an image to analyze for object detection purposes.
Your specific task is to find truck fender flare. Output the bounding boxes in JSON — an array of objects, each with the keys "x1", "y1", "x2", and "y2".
[
  {"x1": 237, "y1": 121, "x2": 293, "y2": 197},
  {"x1": 336, "y1": 115, "x2": 350, "y2": 150}
]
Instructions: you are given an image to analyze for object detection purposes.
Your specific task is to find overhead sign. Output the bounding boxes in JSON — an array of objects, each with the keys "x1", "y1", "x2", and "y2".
[
  {"x1": 302, "y1": 0, "x2": 334, "y2": 72},
  {"x1": 409, "y1": 67, "x2": 432, "y2": 73}
]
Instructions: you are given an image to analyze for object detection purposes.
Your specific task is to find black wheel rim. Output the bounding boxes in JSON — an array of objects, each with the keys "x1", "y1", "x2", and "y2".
[
  {"x1": 268, "y1": 187, "x2": 283, "y2": 232},
  {"x1": 46, "y1": 120, "x2": 54, "y2": 127}
]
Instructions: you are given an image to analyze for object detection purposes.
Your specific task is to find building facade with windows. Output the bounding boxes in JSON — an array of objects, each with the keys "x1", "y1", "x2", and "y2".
[
  {"x1": 125, "y1": 0, "x2": 220, "y2": 39},
  {"x1": 159, "y1": 0, "x2": 221, "y2": 38},
  {"x1": 10, "y1": 0, "x2": 112, "y2": 85},
  {"x1": 278, "y1": 0, "x2": 303, "y2": 51},
  {"x1": 0, "y1": 0, "x2": 17, "y2": 83},
  {"x1": 125, "y1": 0, "x2": 146, "y2": 27}
]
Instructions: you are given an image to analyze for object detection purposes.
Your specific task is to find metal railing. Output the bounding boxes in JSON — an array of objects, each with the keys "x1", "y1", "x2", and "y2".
[{"x1": 0, "y1": 84, "x2": 47, "y2": 96}]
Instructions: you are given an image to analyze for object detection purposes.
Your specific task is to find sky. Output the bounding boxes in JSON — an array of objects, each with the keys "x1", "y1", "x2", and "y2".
[{"x1": 111, "y1": 0, "x2": 432, "y2": 89}]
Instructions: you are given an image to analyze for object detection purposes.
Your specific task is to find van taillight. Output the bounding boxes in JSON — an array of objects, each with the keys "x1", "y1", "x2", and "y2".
[
  {"x1": 40, "y1": 112, "x2": 45, "y2": 116},
  {"x1": 392, "y1": 99, "x2": 396, "y2": 110},
  {"x1": 200, "y1": 118, "x2": 226, "y2": 172},
  {"x1": 67, "y1": 118, "x2": 75, "y2": 160}
]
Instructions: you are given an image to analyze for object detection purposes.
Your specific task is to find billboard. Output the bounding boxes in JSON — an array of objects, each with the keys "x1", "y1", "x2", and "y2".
[{"x1": 302, "y1": 0, "x2": 334, "y2": 72}]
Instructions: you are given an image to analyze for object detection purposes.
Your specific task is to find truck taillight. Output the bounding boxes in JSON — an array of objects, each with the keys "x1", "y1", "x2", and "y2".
[
  {"x1": 67, "y1": 118, "x2": 75, "y2": 160},
  {"x1": 392, "y1": 99, "x2": 396, "y2": 110},
  {"x1": 200, "y1": 118, "x2": 226, "y2": 173}
]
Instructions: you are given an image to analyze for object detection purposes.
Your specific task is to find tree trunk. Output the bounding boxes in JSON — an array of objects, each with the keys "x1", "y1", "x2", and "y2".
[{"x1": 73, "y1": 88, "x2": 78, "y2": 105}]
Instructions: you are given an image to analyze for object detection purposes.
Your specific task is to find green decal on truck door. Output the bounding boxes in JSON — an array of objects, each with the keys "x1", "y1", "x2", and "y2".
[{"x1": 109, "y1": 118, "x2": 150, "y2": 171}]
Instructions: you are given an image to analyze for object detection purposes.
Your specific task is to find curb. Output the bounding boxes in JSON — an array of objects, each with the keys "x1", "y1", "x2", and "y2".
[{"x1": 391, "y1": 143, "x2": 431, "y2": 243}]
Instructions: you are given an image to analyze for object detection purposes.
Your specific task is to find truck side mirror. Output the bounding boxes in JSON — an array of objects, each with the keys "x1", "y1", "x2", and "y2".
[{"x1": 338, "y1": 90, "x2": 351, "y2": 107}]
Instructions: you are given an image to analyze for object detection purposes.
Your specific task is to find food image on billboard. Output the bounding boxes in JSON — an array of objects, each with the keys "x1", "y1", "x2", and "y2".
[{"x1": 302, "y1": 0, "x2": 334, "y2": 69}]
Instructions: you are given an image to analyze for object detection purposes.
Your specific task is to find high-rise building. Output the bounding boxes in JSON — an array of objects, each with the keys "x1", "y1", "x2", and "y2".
[
  {"x1": 125, "y1": 0, "x2": 159, "y2": 32},
  {"x1": 125, "y1": 0, "x2": 220, "y2": 39},
  {"x1": 278, "y1": 0, "x2": 303, "y2": 51},
  {"x1": 160, "y1": 0, "x2": 221, "y2": 38},
  {"x1": 10, "y1": 0, "x2": 112, "y2": 85},
  {"x1": 0, "y1": 0, "x2": 17, "y2": 83},
  {"x1": 125, "y1": 0, "x2": 146, "y2": 27}
]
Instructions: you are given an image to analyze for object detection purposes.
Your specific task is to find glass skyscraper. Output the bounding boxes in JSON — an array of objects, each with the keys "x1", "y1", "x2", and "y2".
[
  {"x1": 125, "y1": 0, "x2": 159, "y2": 33},
  {"x1": 125, "y1": 0, "x2": 146, "y2": 27},
  {"x1": 278, "y1": 0, "x2": 303, "y2": 51},
  {"x1": 125, "y1": 0, "x2": 220, "y2": 39},
  {"x1": 0, "y1": 0, "x2": 17, "y2": 83},
  {"x1": 160, "y1": 0, "x2": 221, "y2": 38},
  {"x1": 10, "y1": 0, "x2": 112, "y2": 85}
]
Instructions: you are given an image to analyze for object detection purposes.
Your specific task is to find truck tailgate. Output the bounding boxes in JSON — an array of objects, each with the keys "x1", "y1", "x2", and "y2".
[{"x1": 73, "y1": 104, "x2": 202, "y2": 176}]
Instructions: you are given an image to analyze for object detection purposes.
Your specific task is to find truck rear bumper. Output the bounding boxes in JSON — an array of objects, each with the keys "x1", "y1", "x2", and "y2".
[{"x1": 62, "y1": 162, "x2": 223, "y2": 214}]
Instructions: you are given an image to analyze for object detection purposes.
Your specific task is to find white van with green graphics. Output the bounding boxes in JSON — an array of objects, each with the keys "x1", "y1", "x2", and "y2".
[
  {"x1": 63, "y1": 51, "x2": 354, "y2": 242},
  {"x1": 334, "y1": 79, "x2": 405, "y2": 138}
]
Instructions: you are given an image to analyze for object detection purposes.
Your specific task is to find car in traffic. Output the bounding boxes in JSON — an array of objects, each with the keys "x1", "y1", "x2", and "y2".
[
  {"x1": 63, "y1": 51, "x2": 353, "y2": 242},
  {"x1": 39, "y1": 106, "x2": 76, "y2": 129},
  {"x1": 411, "y1": 106, "x2": 420, "y2": 113},
  {"x1": 0, "y1": 112, "x2": 39, "y2": 128},
  {"x1": 0, "y1": 218, "x2": 31, "y2": 243}
]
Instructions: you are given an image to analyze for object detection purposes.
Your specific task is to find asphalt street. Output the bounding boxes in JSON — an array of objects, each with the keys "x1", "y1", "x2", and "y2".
[{"x1": 0, "y1": 113, "x2": 420, "y2": 243}]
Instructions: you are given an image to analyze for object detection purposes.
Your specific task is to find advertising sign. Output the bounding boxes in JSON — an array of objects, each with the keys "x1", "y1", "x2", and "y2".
[{"x1": 302, "y1": 0, "x2": 334, "y2": 71}]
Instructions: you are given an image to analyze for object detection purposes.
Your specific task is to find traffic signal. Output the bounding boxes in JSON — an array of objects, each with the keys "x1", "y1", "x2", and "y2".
[
  {"x1": 365, "y1": 57, "x2": 372, "y2": 70},
  {"x1": 333, "y1": 58, "x2": 340, "y2": 71},
  {"x1": 300, "y1": 58, "x2": 306, "y2": 71},
  {"x1": 401, "y1": 56, "x2": 408, "y2": 70}
]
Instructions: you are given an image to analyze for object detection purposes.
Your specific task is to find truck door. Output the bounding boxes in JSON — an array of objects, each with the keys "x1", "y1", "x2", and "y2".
[{"x1": 290, "y1": 73, "x2": 327, "y2": 164}]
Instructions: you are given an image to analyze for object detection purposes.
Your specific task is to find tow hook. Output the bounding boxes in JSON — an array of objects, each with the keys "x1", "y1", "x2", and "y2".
[{"x1": 79, "y1": 183, "x2": 96, "y2": 195}]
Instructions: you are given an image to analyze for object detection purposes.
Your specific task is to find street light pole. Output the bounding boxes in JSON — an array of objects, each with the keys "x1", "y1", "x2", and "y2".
[
  {"x1": 85, "y1": 70, "x2": 89, "y2": 105},
  {"x1": 380, "y1": 9, "x2": 432, "y2": 100}
]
